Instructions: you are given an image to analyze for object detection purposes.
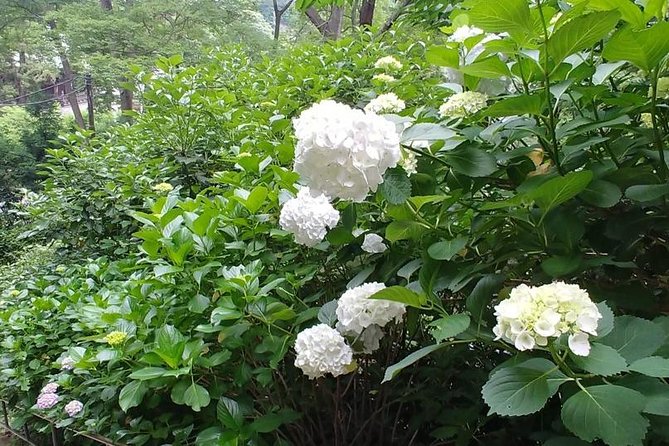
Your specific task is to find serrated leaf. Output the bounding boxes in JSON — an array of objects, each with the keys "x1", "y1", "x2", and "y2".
[
  {"x1": 629, "y1": 357, "x2": 669, "y2": 378},
  {"x1": 561, "y1": 385, "x2": 648, "y2": 446},
  {"x1": 369, "y1": 286, "x2": 426, "y2": 308},
  {"x1": 429, "y1": 314, "x2": 470, "y2": 342},
  {"x1": 531, "y1": 171, "x2": 593, "y2": 216},
  {"x1": 467, "y1": 0, "x2": 534, "y2": 43},
  {"x1": 571, "y1": 343, "x2": 628, "y2": 376},
  {"x1": 600, "y1": 315, "x2": 665, "y2": 363},
  {"x1": 484, "y1": 94, "x2": 544, "y2": 117},
  {"x1": 547, "y1": 11, "x2": 619, "y2": 65},
  {"x1": 380, "y1": 168, "x2": 412, "y2": 205},
  {"x1": 603, "y1": 22, "x2": 669, "y2": 71},
  {"x1": 427, "y1": 236, "x2": 468, "y2": 261},
  {"x1": 119, "y1": 381, "x2": 148, "y2": 412},
  {"x1": 482, "y1": 359, "x2": 566, "y2": 416},
  {"x1": 217, "y1": 396, "x2": 243, "y2": 430}
]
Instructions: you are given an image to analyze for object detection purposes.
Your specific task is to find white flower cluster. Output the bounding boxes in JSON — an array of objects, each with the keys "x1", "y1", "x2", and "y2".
[
  {"x1": 364, "y1": 93, "x2": 406, "y2": 114},
  {"x1": 361, "y1": 233, "x2": 387, "y2": 254},
  {"x1": 493, "y1": 282, "x2": 602, "y2": 356},
  {"x1": 279, "y1": 187, "x2": 340, "y2": 247},
  {"x1": 439, "y1": 91, "x2": 488, "y2": 118},
  {"x1": 294, "y1": 324, "x2": 353, "y2": 379},
  {"x1": 336, "y1": 282, "x2": 406, "y2": 338},
  {"x1": 293, "y1": 100, "x2": 401, "y2": 202},
  {"x1": 64, "y1": 400, "x2": 83, "y2": 417},
  {"x1": 448, "y1": 25, "x2": 484, "y2": 43},
  {"x1": 372, "y1": 73, "x2": 396, "y2": 83},
  {"x1": 399, "y1": 148, "x2": 418, "y2": 175},
  {"x1": 374, "y1": 56, "x2": 403, "y2": 71}
]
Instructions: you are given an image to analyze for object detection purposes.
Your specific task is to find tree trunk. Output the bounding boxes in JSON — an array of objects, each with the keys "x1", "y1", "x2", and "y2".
[
  {"x1": 60, "y1": 55, "x2": 85, "y2": 128},
  {"x1": 359, "y1": 0, "x2": 375, "y2": 27},
  {"x1": 100, "y1": 0, "x2": 112, "y2": 10},
  {"x1": 16, "y1": 51, "x2": 26, "y2": 104},
  {"x1": 377, "y1": 0, "x2": 411, "y2": 35},
  {"x1": 305, "y1": 5, "x2": 343, "y2": 39},
  {"x1": 119, "y1": 81, "x2": 133, "y2": 123},
  {"x1": 272, "y1": 0, "x2": 295, "y2": 41}
]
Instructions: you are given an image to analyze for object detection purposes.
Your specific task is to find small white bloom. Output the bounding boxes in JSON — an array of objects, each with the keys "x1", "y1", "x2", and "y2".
[
  {"x1": 60, "y1": 356, "x2": 75, "y2": 371},
  {"x1": 336, "y1": 282, "x2": 406, "y2": 335},
  {"x1": 374, "y1": 56, "x2": 403, "y2": 71},
  {"x1": 399, "y1": 149, "x2": 418, "y2": 175},
  {"x1": 568, "y1": 332, "x2": 591, "y2": 356},
  {"x1": 40, "y1": 383, "x2": 59, "y2": 395},
  {"x1": 373, "y1": 73, "x2": 396, "y2": 83},
  {"x1": 293, "y1": 100, "x2": 401, "y2": 202},
  {"x1": 514, "y1": 331, "x2": 536, "y2": 351},
  {"x1": 439, "y1": 91, "x2": 488, "y2": 118},
  {"x1": 294, "y1": 324, "x2": 354, "y2": 379},
  {"x1": 361, "y1": 234, "x2": 387, "y2": 254},
  {"x1": 64, "y1": 400, "x2": 83, "y2": 417},
  {"x1": 448, "y1": 25, "x2": 484, "y2": 43},
  {"x1": 279, "y1": 187, "x2": 340, "y2": 247},
  {"x1": 364, "y1": 93, "x2": 406, "y2": 114}
]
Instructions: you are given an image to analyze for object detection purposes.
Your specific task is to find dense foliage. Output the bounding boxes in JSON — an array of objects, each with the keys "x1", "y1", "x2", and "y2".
[{"x1": 1, "y1": 1, "x2": 669, "y2": 445}]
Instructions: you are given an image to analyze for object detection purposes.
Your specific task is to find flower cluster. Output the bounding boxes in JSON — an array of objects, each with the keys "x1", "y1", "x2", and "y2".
[
  {"x1": 492, "y1": 282, "x2": 602, "y2": 356},
  {"x1": 279, "y1": 187, "x2": 340, "y2": 247},
  {"x1": 374, "y1": 56, "x2": 402, "y2": 71},
  {"x1": 103, "y1": 331, "x2": 128, "y2": 346},
  {"x1": 151, "y1": 182, "x2": 173, "y2": 192},
  {"x1": 64, "y1": 400, "x2": 84, "y2": 417},
  {"x1": 336, "y1": 282, "x2": 406, "y2": 336},
  {"x1": 361, "y1": 233, "x2": 387, "y2": 254},
  {"x1": 448, "y1": 25, "x2": 484, "y2": 43},
  {"x1": 399, "y1": 148, "x2": 418, "y2": 175},
  {"x1": 294, "y1": 324, "x2": 354, "y2": 379},
  {"x1": 439, "y1": 91, "x2": 488, "y2": 118},
  {"x1": 36, "y1": 382, "x2": 59, "y2": 409},
  {"x1": 364, "y1": 93, "x2": 406, "y2": 114},
  {"x1": 293, "y1": 100, "x2": 401, "y2": 202},
  {"x1": 372, "y1": 73, "x2": 396, "y2": 83},
  {"x1": 61, "y1": 356, "x2": 75, "y2": 370}
]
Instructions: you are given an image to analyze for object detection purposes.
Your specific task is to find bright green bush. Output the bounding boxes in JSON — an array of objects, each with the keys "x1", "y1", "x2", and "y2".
[{"x1": 2, "y1": 2, "x2": 669, "y2": 445}]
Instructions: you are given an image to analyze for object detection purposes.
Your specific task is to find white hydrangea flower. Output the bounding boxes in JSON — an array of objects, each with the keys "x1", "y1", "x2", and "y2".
[
  {"x1": 492, "y1": 282, "x2": 602, "y2": 356},
  {"x1": 336, "y1": 282, "x2": 406, "y2": 336},
  {"x1": 373, "y1": 73, "x2": 396, "y2": 83},
  {"x1": 60, "y1": 356, "x2": 75, "y2": 371},
  {"x1": 293, "y1": 100, "x2": 401, "y2": 202},
  {"x1": 279, "y1": 187, "x2": 340, "y2": 247},
  {"x1": 294, "y1": 324, "x2": 354, "y2": 379},
  {"x1": 399, "y1": 149, "x2": 417, "y2": 175},
  {"x1": 361, "y1": 233, "x2": 387, "y2": 253},
  {"x1": 439, "y1": 91, "x2": 488, "y2": 118},
  {"x1": 364, "y1": 93, "x2": 406, "y2": 114},
  {"x1": 40, "y1": 383, "x2": 59, "y2": 395},
  {"x1": 374, "y1": 56, "x2": 403, "y2": 70},
  {"x1": 448, "y1": 25, "x2": 484, "y2": 43}
]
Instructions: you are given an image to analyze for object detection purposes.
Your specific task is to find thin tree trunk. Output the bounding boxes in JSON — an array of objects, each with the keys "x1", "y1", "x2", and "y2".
[
  {"x1": 359, "y1": 0, "x2": 375, "y2": 27},
  {"x1": 272, "y1": 0, "x2": 294, "y2": 41},
  {"x1": 119, "y1": 81, "x2": 133, "y2": 122},
  {"x1": 377, "y1": 0, "x2": 411, "y2": 35},
  {"x1": 16, "y1": 51, "x2": 26, "y2": 104},
  {"x1": 326, "y1": 6, "x2": 343, "y2": 39},
  {"x1": 60, "y1": 54, "x2": 85, "y2": 128}
]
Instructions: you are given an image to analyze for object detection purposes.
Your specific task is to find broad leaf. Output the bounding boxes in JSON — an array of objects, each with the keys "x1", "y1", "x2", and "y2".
[
  {"x1": 119, "y1": 381, "x2": 148, "y2": 412},
  {"x1": 547, "y1": 11, "x2": 619, "y2": 65},
  {"x1": 427, "y1": 236, "x2": 468, "y2": 261},
  {"x1": 600, "y1": 316, "x2": 665, "y2": 363},
  {"x1": 580, "y1": 180, "x2": 622, "y2": 208},
  {"x1": 380, "y1": 168, "x2": 412, "y2": 205},
  {"x1": 429, "y1": 314, "x2": 471, "y2": 342},
  {"x1": 625, "y1": 184, "x2": 669, "y2": 202},
  {"x1": 603, "y1": 22, "x2": 669, "y2": 71},
  {"x1": 467, "y1": 0, "x2": 534, "y2": 43},
  {"x1": 443, "y1": 146, "x2": 497, "y2": 177},
  {"x1": 531, "y1": 171, "x2": 593, "y2": 215},
  {"x1": 184, "y1": 383, "x2": 210, "y2": 412},
  {"x1": 561, "y1": 385, "x2": 648, "y2": 446},
  {"x1": 629, "y1": 357, "x2": 669, "y2": 378},
  {"x1": 571, "y1": 343, "x2": 628, "y2": 376},
  {"x1": 369, "y1": 286, "x2": 427, "y2": 308},
  {"x1": 484, "y1": 94, "x2": 544, "y2": 117},
  {"x1": 217, "y1": 396, "x2": 243, "y2": 430}
]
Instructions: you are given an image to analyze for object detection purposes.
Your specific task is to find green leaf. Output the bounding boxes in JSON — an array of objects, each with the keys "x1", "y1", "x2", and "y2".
[
  {"x1": 629, "y1": 357, "x2": 669, "y2": 378},
  {"x1": 484, "y1": 94, "x2": 544, "y2": 117},
  {"x1": 154, "y1": 325, "x2": 186, "y2": 369},
  {"x1": 188, "y1": 294, "x2": 210, "y2": 314},
  {"x1": 603, "y1": 22, "x2": 669, "y2": 71},
  {"x1": 459, "y1": 56, "x2": 510, "y2": 79},
  {"x1": 385, "y1": 220, "x2": 429, "y2": 242},
  {"x1": 571, "y1": 343, "x2": 628, "y2": 376},
  {"x1": 466, "y1": 274, "x2": 505, "y2": 324},
  {"x1": 467, "y1": 0, "x2": 534, "y2": 43},
  {"x1": 625, "y1": 184, "x2": 669, "y2": 202},
  {"x1": 482, "y1": 359, "x2": 566, "y2": 416},
  {"x1": 547, "y1": 12, "x2": 619, "y2": 65},
  {"x1": 541, "y1": 255, "x2": 581, "y2": 277},
  {"x1": 128, "y1": 367, "x2": 168, "y2": 381},
  {"x1": 317, "y1": 300, "x2": 338, "y2": 326},
  {"x1": 250, "y1": 410, "x2": 300, "y2": 434},
  {"x1": 245, "y1": 186, "x2": 268, "y2": 213},
  {"x1": 119, "y1": 381, "x2": 148, "y2": 412},
  {"x1": 382, "y1": 344, "x2": 445, "y2": 383},
  {"x1": 531, "y1": 171, "x2": 593, "y2": 215},
  {"x1": 561, "y1": 385, "x2": 648, "y2": 446},
  {"x1": 184, "y1": 383, "x2": 211, "y2": 412},
  {"x1": 619, "y1": 375, "x2": 669, "y2": 416},
  {"x1": 595, "y1": 301, "x2": 615, "y2": 338},
  {"x1": 580, "y1": 180, "x2": 622, "y2": 208},
  {"x1": 443, "y1": 146, "x2": 497, "y2": 177},
  {"x1": 401, "y1": 123, "x2": 456, "y2": 142},
  {"x1": 573, "y1": 0, "x2": 644, "y2": 28},
  {"x1": 427, "y1": 237, "x2": 468, "y2": 261},
  {"x1": 429, "y1": 314, "x2": 471, "y2": 342},
  {"x1": 380, "y1": 168, "x2": 412, "y2": 205},
  {"x1": 217, "y1": 396, "x2": 243, "y2": 430},
  {"x1": 600, "y1": 315, "x2": 666, "y2": 363},
  {"x1": 369, "y1": 286, "x2": 427, "y2": 308},
  {"x1": 426, "y1": 45, "x2": 460, "y2": 68}
]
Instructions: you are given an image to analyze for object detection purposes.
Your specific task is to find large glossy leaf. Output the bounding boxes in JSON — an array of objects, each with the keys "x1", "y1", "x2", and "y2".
[
  {"x1": 600, "y1": 316, "x2": 665, "y2": 363},
  {"x1": 119, "y1": 381, "x2": 148, "y2": 412},
  {"x1": 467, "y1": 0, "x2": 534, "y2": 43},
  {"x1": 482, "y1": 359, "x2": 567, "y2": 416},
  {"x1": 184, "y1": 383, "x2": 211, "y2": 412},
  {"x1": 603, "y1": 22, "x2": 669, "y2": 71},
  {"x1": 369, "y1": 286, "x2": 427, "y2": 308},
  {"x1": 561, "y1": 385, "x2": 648, "y2": 446},
  {"x1": 484, "y1": 94, "x2": 544, "y2": 117},
  {"x1": 427, "y1": 236, "x2": 468, "y2": 261},
  {"x1": 443, "y1": 146, "x2": 497, "y2": 177},
  {"x1": 530, "y1": 171, "x2": 593, "y2": 215},
  {"x1": 571, "y1": 343, "x2": 628, "y2": 376},
  {"x1": 379, "y1": 168, "x2": 412, "y2": 205},
  {"x1": 547, "y1": 11, "x2": 619, "y2": 66},
  {"x1": 429, "y1": 313, "x2": 471, "y2": 342},
  {"x1": 629, "y1": 357, "x2": 669, "y2": 378}
]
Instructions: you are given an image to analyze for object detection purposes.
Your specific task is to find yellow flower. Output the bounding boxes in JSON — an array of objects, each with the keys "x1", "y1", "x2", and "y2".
[
  {"x1": 152, "y1": 182, "x2": 173, "y2": 193},
  {"x1": 9, "y1": 290, "x2": 20, "y2": 297},
  {"x1": 103, "y1": 331, "x2": 128, "y2": 346},
  {"x1": 641, "y1": 113, "x2": 654, "y2": 128}
]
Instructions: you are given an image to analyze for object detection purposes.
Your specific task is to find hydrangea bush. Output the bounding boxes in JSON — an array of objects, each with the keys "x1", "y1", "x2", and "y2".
[{"x1": 1, "y1": 2, "x2": 669, "y2": 445}]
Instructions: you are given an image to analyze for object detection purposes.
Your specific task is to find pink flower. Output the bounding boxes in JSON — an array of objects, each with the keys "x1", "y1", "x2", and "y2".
[
  {"x1": 36, "y1": 393, "x2": 58, "y2": 410},
  {"x1": 40, "y1": 383, "x2": 59, "y2": 394},
  {"x1": 64, "y1": 400, "x2": 83, "y2": 417},
  {"x1": 61, "y1": 357, "x2": 75, "y2": 371}
]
